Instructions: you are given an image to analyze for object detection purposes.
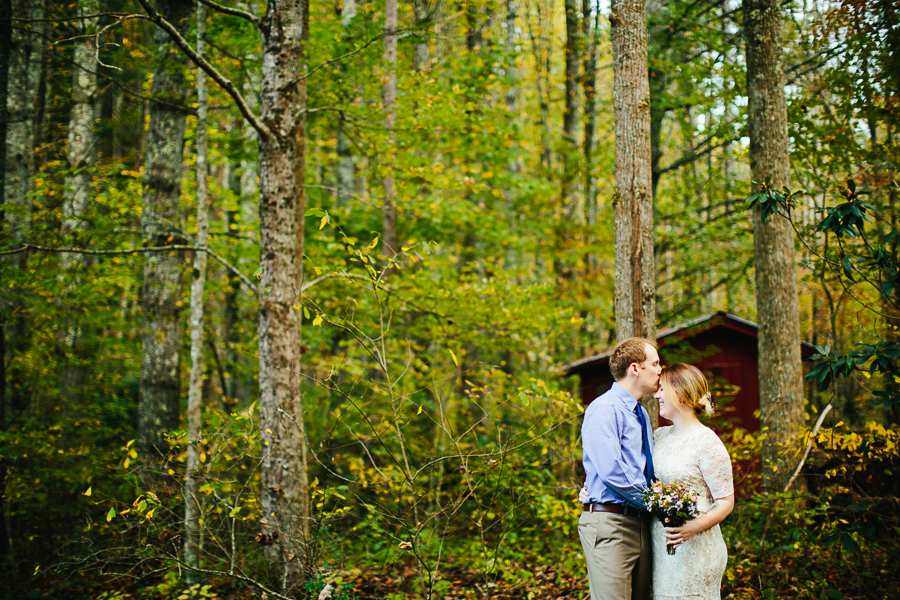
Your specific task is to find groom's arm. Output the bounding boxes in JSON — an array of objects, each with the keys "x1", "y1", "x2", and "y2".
[{"x1": 583, "y1": 404, "x2": 649, "y2": 510}]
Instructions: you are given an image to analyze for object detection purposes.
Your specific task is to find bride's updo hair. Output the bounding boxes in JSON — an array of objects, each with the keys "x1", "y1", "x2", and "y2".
[{"x1": 660, "y1": 363, "x2": 714, "y2": 416}]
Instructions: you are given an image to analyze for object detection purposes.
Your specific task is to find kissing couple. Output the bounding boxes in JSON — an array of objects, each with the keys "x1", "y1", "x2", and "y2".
[{"x1": 578, "y1": 337, "x2": 735, "y2": 600}]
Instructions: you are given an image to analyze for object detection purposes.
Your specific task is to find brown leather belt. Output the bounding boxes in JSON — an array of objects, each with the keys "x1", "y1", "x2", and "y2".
[{"x1": 583, "y1": 503, "x2": 644, "y2": 518}]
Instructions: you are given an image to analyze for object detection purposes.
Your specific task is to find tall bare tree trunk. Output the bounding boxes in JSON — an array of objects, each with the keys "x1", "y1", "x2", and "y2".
[
  {"x1": 744, "y1": 0, "x2": 804, "y2": 491},
  {"x1": 222, "y1": 118, "x2": 244, "y2": 406},
  {"x1": 582, "y1": 0, "x2": 599, "y2": 232},
  {"x1": 382, "y1": 0, "x2": 398, "y2": 257},
  {"x1": 3, "y1": 0, "x2": 44, "y2": 423},
  {"x1": 504, "y1": 0, "x2": 522, "y2": 273},
  {"x1": 62, "y1": 0, "x2": 98, "y2": 253},
  {"x1": 138, "y1": 0, "x2": 192, "y2": 464},
  {"x1": 610, "y1": 0, "x2": 657, "y2": 424},
  {"x1": 58, "y1": 0, "x2": 99, "y2": 405},
  {"x1": 258, "y1": 0, "x2": 311, "y2": 592},
  {"x1": 414, "y1": 0, "x2": 429, "y2": 70},
  {"x1": 335, "y1": 0, "x2": 357, "y2": 209},
  {"x1": 0, "y1": 0, "x2": 13, "y2": 568},
  {"x1": 562, "y1": 0, "x2": 580, "y2": 219},
  {"x1": 4, "y1": 0, "x2": 44, "y2": 239},
  {"x1": 184, "y1": 1, "x2": 209, "y2": 585}
]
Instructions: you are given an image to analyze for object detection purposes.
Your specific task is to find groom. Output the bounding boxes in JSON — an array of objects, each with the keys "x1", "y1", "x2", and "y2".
[{"x1": 579, "y1": 337, "x2": 660, "y2": 600}]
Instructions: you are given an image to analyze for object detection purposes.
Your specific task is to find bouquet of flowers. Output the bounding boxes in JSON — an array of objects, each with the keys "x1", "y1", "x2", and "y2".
[{"x1": 642, "y1": 480, "x2": 699, "y2": 555}]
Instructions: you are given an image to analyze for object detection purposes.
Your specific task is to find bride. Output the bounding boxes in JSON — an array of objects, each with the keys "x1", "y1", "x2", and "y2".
[{"x1": 652, "y1": 363, "x2": 734, "y2": 600}]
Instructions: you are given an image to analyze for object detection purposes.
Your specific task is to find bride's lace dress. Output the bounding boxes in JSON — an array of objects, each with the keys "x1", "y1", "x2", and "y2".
[{"x1": 652, "y1": 426, "x2": 734, "y2": 600}]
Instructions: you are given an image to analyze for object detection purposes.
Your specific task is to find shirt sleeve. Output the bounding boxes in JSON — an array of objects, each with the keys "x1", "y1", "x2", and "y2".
[
  {"x1": 584, "y1": 403, "x2": 649, "y2": 510},
  {"x1": 697, "y1": 430, "x2": 734, "y2": 499}
]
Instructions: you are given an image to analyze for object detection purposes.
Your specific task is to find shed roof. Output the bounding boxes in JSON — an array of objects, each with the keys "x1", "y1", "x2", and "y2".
[{"x1": 564, "y1": 311, "x2": 818, "y2": 376}]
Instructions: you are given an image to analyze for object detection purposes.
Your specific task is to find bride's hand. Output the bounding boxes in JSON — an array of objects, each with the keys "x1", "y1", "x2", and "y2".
[{"x1": 664, "y1": 519, "x2": 703, "y2": 548}]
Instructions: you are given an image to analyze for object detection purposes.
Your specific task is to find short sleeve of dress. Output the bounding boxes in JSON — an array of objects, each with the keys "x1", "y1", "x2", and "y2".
[{"x1": 697, "y1": 429, "x2": 734, "y2": 499}]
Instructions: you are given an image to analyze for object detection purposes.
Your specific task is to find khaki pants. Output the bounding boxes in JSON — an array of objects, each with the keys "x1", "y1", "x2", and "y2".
[{"x1": 578, "y1": 511, "x2": 652, "y2": 600}]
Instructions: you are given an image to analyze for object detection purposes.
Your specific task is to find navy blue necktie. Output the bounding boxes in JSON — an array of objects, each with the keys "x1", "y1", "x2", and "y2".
[{"x1": 635, "y1": 403, "x2": 655, "y2": 485}]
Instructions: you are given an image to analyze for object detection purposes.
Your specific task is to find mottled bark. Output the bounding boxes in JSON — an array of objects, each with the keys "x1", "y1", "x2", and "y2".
[
  {"x1": 561, "y1": 0, "x2": 580, "y2": 218},
  {"x1": 744, "y1": 0, "x2": 804, "y2": 491},
  {"x1": 582, "y1": 0, "x2": 599, "y2": 228},
  {"x1": 505, "y1": 0, "x2": 519, "y2": 116},
  {"x1": 138, "y1": 0, "x2": 192, "y2": 463},
  {"x1": 525, "y1": 4, "x2": 551, "y2": 168},
  {"x1": 258, "y1": 0, "x2": 311, "y2": 591},
  {"x1": 382, "y1": 0, "x2": 398, "y2": 257},
  {"x1": 0, "y1": 0, "x2": 12, "y2": 565},
  {"x1": 184, "y1": 1, "x2": 209, "y2": 585},
  {"x1": 335, "y1": 0, "x2": 356, "y2": 207},
  {"x1": 62, "y1": 0, "x2": 98, "y2": 252},
  {"x1": 223, "y1": 119, "x2": 244, "y2": 405},
  {"x1": 414, "y1": 0, "x2": 429, "y2": 70},
  {"x1": 4, "y1": 0, "x2": 44, "y2": 238},
  {"x1": 58, "y1": 0, "x2": 99, "y2": 406},
  {"x1": 611, "y1": 0, "x2": 657, "y2": 425},
  {"x1": 2, "y1": 0, "x2": 43, "y2": 446}
]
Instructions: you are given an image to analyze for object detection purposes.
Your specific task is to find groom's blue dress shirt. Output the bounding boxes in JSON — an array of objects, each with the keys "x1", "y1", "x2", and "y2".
[{"x1": 582, "y1": 382, "x2": 653, "y2": 510}]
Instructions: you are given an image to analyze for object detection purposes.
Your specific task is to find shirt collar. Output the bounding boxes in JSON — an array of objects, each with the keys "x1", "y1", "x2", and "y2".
[{"x1": 611, "y1": 382, "x2": 639, "y2": 411}]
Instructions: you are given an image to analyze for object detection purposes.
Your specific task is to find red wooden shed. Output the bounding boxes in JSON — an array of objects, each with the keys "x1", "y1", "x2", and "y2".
[{"x1": 564, "y1": 311, "x2": 817, "y2": 431}]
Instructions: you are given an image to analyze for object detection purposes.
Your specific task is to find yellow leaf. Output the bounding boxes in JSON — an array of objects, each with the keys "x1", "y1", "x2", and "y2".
[
  {"x1": 417, "y1": 405, "x2": 423, "y2": 415},
  {"x1": 368, "y1": 236, "x2": 379, "y2": 250},
  {"x1": 312, "y1": 315, "x2": 323, "y2": 327},
  {"x1": 83, "y1": 487, "x2": 92, "y2": 497},
  {"x1": 319, "y1": 214, "x2": 328, "y2": 230},
  {"x1": 200, "y1": 452, "x2": 207, "y2": 463},
  {"x1": 449, "y1": 349, "x2": 459, "y2": 366}
]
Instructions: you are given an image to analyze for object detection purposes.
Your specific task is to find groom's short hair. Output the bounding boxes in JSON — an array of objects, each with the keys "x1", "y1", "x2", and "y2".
[{"x1": 610, "y1": 337, "x2": 657, "y2": 381}]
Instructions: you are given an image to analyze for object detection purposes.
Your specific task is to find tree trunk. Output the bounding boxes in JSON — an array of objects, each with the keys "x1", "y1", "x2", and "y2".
[
  {"x1": 4, "y1": 0, "x2": 44, "y2": 239},
  {"x1": 258, "y1": 0, "x2": 311, "y2": 591},
  {"x1": 58, "y1": 0, "x2": 99, "y2": 405},
  {"x1": 526, "y1": 4, "x2": 552, "y2": 169},
  {"x1": 610, "y1": 0, "x2": 657, "y2": 425},
  {"x1": 138, "y1": 0, "x2": 192, "y2": 464},
  {"x1": 744, "y1": 0, "x2": 805, "y2": 492},
  {"x1": 561, "y1": 0, "x2": 580, "y2": 218},
  {"x1": 414, "y1": 0, "x2": 429, "y2": 70},
  {"x1": 3, "y1": 0, "x2": 44, "y2": 424},
  {"x1": 382, "y1": 0, "x2": 398, "y2": 258},
  {"x1": 223, "y1": 117, "x2": 244, "y2": 406},
  {"x1": 62, "y1": 0, "x2": 98, "y2": 252},
  {"x1": 335, "y1": 0, "x2": 356, "y2": 209},
  {"x1": 582, "y1": 0, "x2": 599, "y2": 229},
  {"x1": 184, "y1": 1, "x2": 209, "y2": 585},
  {"x1": 0, "y1": 0, "x2": 12, "y2": 567}
]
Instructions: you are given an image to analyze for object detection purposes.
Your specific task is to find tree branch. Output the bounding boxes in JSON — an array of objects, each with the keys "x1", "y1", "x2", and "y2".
[
  {"x1": 198, "y1": 0, "x2": 261, "y2": 29},
  {"x1": 657, "y1": 135, "x2": 740, "y2": 176},
  {"x1": 1, "y1": 243, "x2": 255, "y2": 290},
  {"x1": 133, "y1": 0, "x2": 271, "y2": 141},
  {"x1": 783, "y1": 403, "x2": 833, "y2": 493},
  {"x1": 300, "y1": 272, "x2": 369, "y2": 292}
]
